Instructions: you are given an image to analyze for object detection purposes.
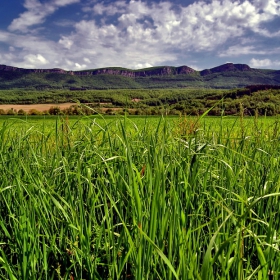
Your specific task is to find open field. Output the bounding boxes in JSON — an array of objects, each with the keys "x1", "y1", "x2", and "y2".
[
  {"x1": 0, "y1": 103, "x2": 77, "y2": 112},
  {"x1": 0, "y1": 115, "x2": 280, "y2": 279},
  {"x1": 0, "y1": 103, "x2": 129, "y2": 116}
]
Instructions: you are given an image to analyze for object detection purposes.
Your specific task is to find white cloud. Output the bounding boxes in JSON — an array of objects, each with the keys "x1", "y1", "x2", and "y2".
[
  {"x1": 8, "y1": 0, "x2": 80, "y2": 32},
  {"x1": 92, "y1": 1, "x2": 127, "y2": 15},
  {"x1": 0, "y1": 31, "x2": 10, "y2": 41},
  {"x1": 250, "y1": 58, "x2": 280, "y2": 68},
  {"x1": 55, "y1": 0, "x2": 280, "y2": 69},
  {"x1": 53, "y1": 0, "x2": 80, "y2": 6},
  {"x1": 135, "y1": 63, "x2": 153, "y2": 69},
  {"x1": 83, "y1": 57, "x2": 91, "y2": 63},
  {"x1": 74, "y1": 62, "x2": 87, "y2": 69},
  {"x1": 0, "y1": 31, "x2": 62, "y2": 68},
  {"x1": 250, "y1": 58, "x2": 272, "y2": 67},
  {"x1": 219, "y1": 46, "x2": 267, "y2": 57},
  {"x1": 220, "y1": 45, "x2": 280, "y2": 57},
  {"x1": 54, "y1": 19, "x2": 76, "y2": 27},
  {"x1": 58, "y1": 36, "x2": 74, "y2": 49},
  {"x1": 23, "y1": 54, "x2": 49, "y2": 68},
  {"x1": 261, "y1": 0, "x2": 280, "y2": 15}
]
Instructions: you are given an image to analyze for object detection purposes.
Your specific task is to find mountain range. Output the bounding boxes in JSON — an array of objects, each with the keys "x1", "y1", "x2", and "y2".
[{"x1": 1, "y1": 63, "x2": 280, "y2": 90}]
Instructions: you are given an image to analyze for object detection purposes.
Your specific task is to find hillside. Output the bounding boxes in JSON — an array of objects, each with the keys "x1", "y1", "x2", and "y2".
[{"x1": 0, "y1": 63, "x2": 280, "y2": 89}]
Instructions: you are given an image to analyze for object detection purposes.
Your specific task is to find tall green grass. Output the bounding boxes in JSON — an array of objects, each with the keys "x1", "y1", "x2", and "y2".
[{"x1": 0, "y1": 115, "x2": 279, "y2": 279}]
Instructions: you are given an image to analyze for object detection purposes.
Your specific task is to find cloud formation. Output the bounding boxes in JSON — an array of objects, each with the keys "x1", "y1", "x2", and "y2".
[
  {"x1": 250, "y1": 58, "x2": 280, "y2": 68},
  {"x1": 57, "y1": 0, "x2": 280, "y2": 68},
  {"x1": 8, "y1": 0, "x2": 80, "y2": 32},
  {"x1": 0, "y1": 0, "x2": 280, "y2": 70}
]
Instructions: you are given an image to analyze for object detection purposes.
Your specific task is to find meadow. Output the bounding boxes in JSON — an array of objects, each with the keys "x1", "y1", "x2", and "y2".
[{"x1": 0, "y1": 114, "x2": 280, "y2": 279}]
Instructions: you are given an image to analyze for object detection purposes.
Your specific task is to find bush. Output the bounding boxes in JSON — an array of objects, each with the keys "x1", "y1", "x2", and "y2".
[
  {"x1": 28, "y1": 109, "x2": 42, "y2": 115},
  {"x1": 105, "y1": 108, "x2": 116, "y2": 115},
  {"x1": 17, "y1": 109, "x2": 27, "y2": 115},
  {"x1": 49, "y1": 106, "x2": 61, "y2": 115},
  {"x1": 6, "y1": 108, "x2": 16, "y2": 115}
]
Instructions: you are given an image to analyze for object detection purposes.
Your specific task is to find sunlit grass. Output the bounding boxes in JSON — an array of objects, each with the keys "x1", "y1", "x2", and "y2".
[{"x1": 0, "y1": 115, "x2": 280, "y2": 279}]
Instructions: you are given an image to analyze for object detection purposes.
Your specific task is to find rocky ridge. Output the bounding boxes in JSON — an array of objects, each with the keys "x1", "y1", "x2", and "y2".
[{"x1": 0, "y1": 63, "x2": 253, "y2": 78}]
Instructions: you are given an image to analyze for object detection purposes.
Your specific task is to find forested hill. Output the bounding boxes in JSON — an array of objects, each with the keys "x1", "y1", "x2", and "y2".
[{"x1": 0, "y1": 63, "x2": 280, "y2": 89}]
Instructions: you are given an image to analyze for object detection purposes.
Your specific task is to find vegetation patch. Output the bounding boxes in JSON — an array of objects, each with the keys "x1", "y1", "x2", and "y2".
[{"x1": 0, "y1": 86, "x2": 279, "y2": 116}]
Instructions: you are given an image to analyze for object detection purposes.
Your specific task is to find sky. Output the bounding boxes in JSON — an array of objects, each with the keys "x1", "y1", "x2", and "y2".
[{"x1": 0, "y1": 0, "x2": 280, "y2": 71}]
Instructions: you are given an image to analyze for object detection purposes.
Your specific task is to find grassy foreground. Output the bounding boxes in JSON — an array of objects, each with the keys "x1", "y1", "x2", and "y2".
[{"x1": 0, "y1": 115, "x2": 280, "y2": 279}]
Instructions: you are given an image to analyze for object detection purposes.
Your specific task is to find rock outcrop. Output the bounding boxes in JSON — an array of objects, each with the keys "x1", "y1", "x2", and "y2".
[{"x1": 176, "y1": 66, "x2": 197, "y2": 74}]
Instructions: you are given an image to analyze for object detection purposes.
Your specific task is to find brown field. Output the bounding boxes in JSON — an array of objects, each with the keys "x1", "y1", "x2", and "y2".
[
  {"x1": 0, "y1": 103, "x2": 77, "y2": 112},
  {"x1": 0, "y1": 103, "x2": 136, "y2": 115}
]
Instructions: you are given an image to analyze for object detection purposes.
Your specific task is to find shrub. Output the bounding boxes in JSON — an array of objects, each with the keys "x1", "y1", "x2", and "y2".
[
  {"x1": 49, "y1": 106, "x2": 61, "y2": 115},
  {"x1": 28, "y1": 109, "x2": 42, "y2": 115},
  {"x1": 17, "y1": 109, "x2": 27, "y2": 115},
  {"x1": 6, "y1": 108, "x2": 16, "y2": 115}
]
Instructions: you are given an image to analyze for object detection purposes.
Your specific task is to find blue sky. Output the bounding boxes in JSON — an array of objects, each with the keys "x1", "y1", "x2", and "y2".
[{"x1": 0, "y1": 0, "x2": 280, "y2": 70}]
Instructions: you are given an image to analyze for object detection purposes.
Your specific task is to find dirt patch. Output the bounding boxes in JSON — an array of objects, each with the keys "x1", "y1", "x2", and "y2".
[{"x1": 0, "y1": 103, "x2": 77, "y2": 112}]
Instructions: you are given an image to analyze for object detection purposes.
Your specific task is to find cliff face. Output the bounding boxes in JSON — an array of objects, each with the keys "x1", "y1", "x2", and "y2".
[
  {"x1": 75, "y1": 69, "x2": 136, "y2": 77},
  {"x1": 200, "y1": 63, "x2": 252, "y2": 76},
  {"x1": 74, "y1": 65, "x2": 196, "y2": 77}
]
